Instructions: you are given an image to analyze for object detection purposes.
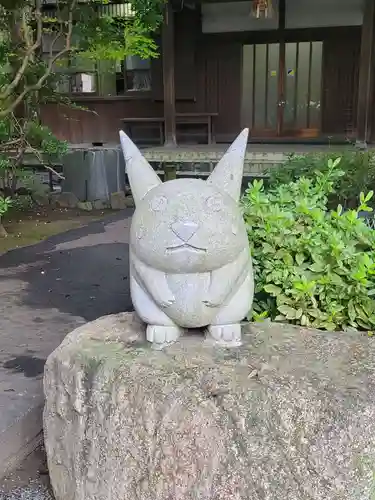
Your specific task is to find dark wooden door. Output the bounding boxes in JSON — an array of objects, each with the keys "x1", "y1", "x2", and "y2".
[
  {"x1": 321, "y1": 36, "x2": 360, "y2": 137},
  {"x1": 242, "y1": 42, "x2": 280, "y2": 136},
  {"x1": 242, "y1": 41, "x2": 323, "y2": 138}
]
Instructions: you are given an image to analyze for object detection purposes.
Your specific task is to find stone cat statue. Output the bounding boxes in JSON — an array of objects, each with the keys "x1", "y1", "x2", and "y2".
[{"x1": 119, "y1": 129, "x2": 254, "y2": 348}]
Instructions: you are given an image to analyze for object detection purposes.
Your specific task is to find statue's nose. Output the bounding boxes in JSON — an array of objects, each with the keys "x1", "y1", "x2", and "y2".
[{"x1": 171, "y1": 221, "x2": 199, "y2": 242}]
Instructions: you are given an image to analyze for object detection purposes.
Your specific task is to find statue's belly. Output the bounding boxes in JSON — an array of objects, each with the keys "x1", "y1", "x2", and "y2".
[{"x1": 166, "y1": 273, "x2": 213, "y2": 328}]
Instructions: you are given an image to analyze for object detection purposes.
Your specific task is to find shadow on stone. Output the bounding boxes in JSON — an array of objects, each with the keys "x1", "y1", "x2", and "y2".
[{"x1": 3, "y1": 355, "x2": 46, "y2": 378}]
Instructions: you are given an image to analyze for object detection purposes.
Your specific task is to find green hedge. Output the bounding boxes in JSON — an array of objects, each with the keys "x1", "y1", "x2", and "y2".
[
  {"x1": 269, "y1": 151, "x2": 375, "y2": 209},
  {"x1": 243, "y1": 158, "x2": 375, "y2": 333}
]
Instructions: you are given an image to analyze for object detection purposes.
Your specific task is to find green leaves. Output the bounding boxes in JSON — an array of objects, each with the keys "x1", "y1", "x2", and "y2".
[
  {"x1": 269, "y1": 151, "x2": 375, "y2": 211},
  {"x1": 278, "y1": 305, "x2": 300, "y2": 320},
  {"x1": 0, "y1": 0, "x2": 166, "y2": 197},
  {"x1": 0, "y1": 0, "x2": 165, "y2": 119},
  {"x1": 242, "y1": 157, "x2": 375, "y2": 333},
  {"x1": 0, "y1": 195, "x2": 12, "y2": 216},
  {"x1": 264, "y1": 284, "x2": 282, "y2": 296}
]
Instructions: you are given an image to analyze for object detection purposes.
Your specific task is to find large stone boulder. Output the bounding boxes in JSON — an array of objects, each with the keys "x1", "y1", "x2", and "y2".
[
  {"x1": 53, "y1": 191, "x2": 79, "y2": 209},
  {"x1": 44, "y1": 313, "x2": 375, "y2": 500}
]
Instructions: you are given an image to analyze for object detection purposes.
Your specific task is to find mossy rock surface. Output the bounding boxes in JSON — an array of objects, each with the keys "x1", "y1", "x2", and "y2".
[{"x1": 44, "y1": 313, "x2": 375, "y2": 500}]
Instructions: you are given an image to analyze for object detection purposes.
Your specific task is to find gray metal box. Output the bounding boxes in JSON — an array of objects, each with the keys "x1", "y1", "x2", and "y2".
[{"x1": 62, "y1": 147, "x2": 126, "y2": 202}]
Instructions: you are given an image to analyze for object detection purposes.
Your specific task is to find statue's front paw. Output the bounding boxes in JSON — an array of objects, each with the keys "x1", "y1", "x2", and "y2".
[
  {"x1": 147, "y1": 325, "x2": 182, "y2": 349},
  {"x1": 206, "y1": 324, "x2": 242, "y2": 347}
]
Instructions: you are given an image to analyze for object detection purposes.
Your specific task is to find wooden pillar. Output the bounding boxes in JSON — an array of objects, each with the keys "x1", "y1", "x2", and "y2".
[
  {"x1": 162, "y1": 1, "x2": 177, "y2": 147},
  {"x1": 275, "y1": 0, "x2": 285, "y2": 136},
  {"x1": 356, "y1": 0, "x2": 375, "y2": 147}
]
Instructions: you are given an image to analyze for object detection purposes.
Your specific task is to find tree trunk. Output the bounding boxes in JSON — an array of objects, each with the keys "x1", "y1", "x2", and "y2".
[{"x1": 0, "y1": 219, "x2": 8, "y2": 237}]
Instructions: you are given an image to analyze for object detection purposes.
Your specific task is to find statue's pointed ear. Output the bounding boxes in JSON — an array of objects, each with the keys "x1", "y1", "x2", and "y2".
[
  {"x1": 119, "y1": 130, "x2": 162, "y2": 205},
  {"x1": 207, "y1": 128, "x2": 249, "y2": 202}
]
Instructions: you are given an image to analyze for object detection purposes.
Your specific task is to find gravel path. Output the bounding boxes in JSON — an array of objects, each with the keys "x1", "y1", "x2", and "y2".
[
  {"x1": 0, "y1": 484, "x2": 52, "y2": 500},
  {"x1": 0, "y1": 447, "x2": 52, "y2": 500}
]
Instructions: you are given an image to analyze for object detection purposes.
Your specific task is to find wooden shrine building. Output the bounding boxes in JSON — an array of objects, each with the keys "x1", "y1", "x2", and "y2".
[{"x1": 40, "y1": 0, "x2": 375, "y2": 147}]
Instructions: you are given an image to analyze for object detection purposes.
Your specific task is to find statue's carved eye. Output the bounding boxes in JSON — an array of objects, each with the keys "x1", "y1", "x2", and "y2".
[
  {"x1": 150, "y1": 196, "x2": 168, "y2": 212},
  {"x1": 206, "y1": 195, "x2": 222, "y2": 212}
]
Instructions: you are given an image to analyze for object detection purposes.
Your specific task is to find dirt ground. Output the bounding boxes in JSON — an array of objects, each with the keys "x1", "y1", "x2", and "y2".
[
  {"x1": 0, "y1": 446, "x2": 53, "y2": 500},
  {"x1": 0, "y1": 206, "x2": 113, "y2": 255}
]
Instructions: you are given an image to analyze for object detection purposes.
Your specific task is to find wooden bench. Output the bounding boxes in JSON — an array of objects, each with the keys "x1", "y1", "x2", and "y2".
[
  {"x1": 122, "y1": 112, "x2": 218, "y2": 145},
  {"x1": 122, "y1": 117, "x2": 165, "y2": 145},
  {"x1": 176, "y1": 112, "x2": 218, "y2": 144}
]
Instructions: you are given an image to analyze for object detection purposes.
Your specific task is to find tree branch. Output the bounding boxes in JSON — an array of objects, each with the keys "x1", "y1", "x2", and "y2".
[
  {"x1": 0, "y1": 0, "x2": 76, "y2": 119},
  {"x1": 27, "y1": 146, "x2": 65, "y2": 181},
  {"x1": 0, "y1": 0, "x2": 43, "y2": 101},
  {"x1": 0, "y1": 138, "x2": 23, "y2": 151}
]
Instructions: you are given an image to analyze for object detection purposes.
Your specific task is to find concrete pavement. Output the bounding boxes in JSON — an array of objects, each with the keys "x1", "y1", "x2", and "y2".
[{"x1": 0, "y1": 211, "x2": 133, "y2": 478}]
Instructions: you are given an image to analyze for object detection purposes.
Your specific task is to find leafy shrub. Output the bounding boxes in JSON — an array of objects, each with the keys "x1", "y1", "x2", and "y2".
[
  {"x1": 26, "y1": 122, "x2": 68, "y2": 159},
  {"x1": 269, "y1": 151, "x2": 375, "y2": 209},
  {"x1": 0, "y1": 195, "x2": 12, "y2": 217},
  {"x1": 243, "y1": 158, "x2": 375, "y2": 332},
  {"x1": 0, "y1": 196, "x2": 11, "y2": 236},
  {"x1": 0, "y1": 119, "x2": 67, "y2": 199},
  {"x1": 11, "y1": 194, "x2": 34, "y2": 212}
]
